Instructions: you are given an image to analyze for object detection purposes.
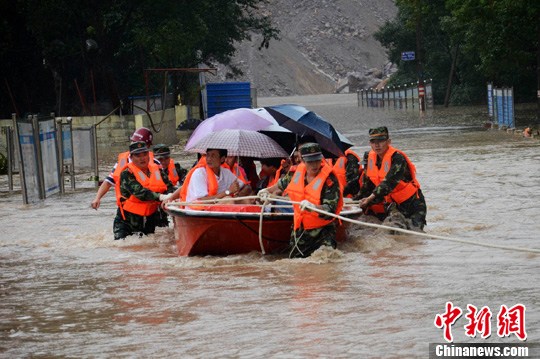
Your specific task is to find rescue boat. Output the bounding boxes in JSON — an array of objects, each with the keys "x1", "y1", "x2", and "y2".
[{"x1": 165, "y1": 203, "x2": 362, "y2": 256}]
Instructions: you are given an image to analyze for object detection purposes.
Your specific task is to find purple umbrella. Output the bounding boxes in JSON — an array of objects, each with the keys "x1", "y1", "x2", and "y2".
[{"x1": 185, "y1": 108, "x2": 284, "y2": 149}]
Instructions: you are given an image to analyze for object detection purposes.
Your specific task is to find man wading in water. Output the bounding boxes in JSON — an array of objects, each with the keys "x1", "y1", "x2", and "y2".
[
  {"x1": 356, "y1": 127, "x2": 427, "y2": 231},
  {"x1": 260, "y1": 143, "x2": 343, "y2": 258}
]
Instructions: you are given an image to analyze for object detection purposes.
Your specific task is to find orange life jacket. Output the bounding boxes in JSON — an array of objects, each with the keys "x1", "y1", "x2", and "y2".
[
  {"x1": 222, "y1": 162, "x2": 248, "y2": 184},
  {"x1": 279, "y1": 164, "x2": 298, "y2": 196},
  {"x1": 178, "y1": 158, "x2": 204, "y2": 201},
  {"x1": 365, "y1": 146, "x2": 420, "y2": 207},
  {"x1": 112, "y1": 151, "x2": 155, "y2": 184},
  {"x1": 112, "y1": 151, "x2": 130, "y2": 184},
  {"x1": 333, "y1": 149, "x2": 362, "y2": 197},
  {"x1": 180, "y1": 164, "x2": 219, "y2": 202},
  {"x1": 267, "y1": 170, "x2": 280, "y2": 188},
  {"x1": 165, "y1": 160, "x2": 180, "y2": 186},
  {"x1": 267, "y1": 159, "x2": 288, "y2": 188},
  {"x1": 286, "y1": 162, "x2": 343, "y2": 230},
  {"x1": 116, "y1": 161, "x2": 167, "y2": 219}
]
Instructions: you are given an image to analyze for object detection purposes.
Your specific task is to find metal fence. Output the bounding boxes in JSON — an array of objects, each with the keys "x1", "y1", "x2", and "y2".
[
  {"x1": 487, "y1": 83, "x2": 515, "y2": 129},
  {"x1": 357, "y1": 80, "x2": 433, "y2": 110},
  {"x1": 2, "y1": 114, "x2": 98, "y2": 203},
  {"x1": 15, "y1": 114, "x2": 61, "y2": 203}
]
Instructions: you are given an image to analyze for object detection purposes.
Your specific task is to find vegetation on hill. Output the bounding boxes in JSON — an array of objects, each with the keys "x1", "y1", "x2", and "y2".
[
  {"x1": 1, "y1": 0, "x2": 537, "y2": 117},
  {"x1": 375, "y1": 0, "x2": 539, "y2": 107},
  {"x1": 0, "y1": 0, "x2": 279, "y2": 118}
]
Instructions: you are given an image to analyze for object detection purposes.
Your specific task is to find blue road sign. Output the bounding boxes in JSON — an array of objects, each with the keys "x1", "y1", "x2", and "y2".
[{"x1": 401, "y1": 51, "x2": 415, "y2": 61}]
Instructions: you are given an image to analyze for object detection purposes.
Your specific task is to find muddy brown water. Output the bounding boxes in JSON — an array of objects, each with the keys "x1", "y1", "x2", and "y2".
[{"x1": 1, "y1": 94, "x2": 538, "y2": 358}]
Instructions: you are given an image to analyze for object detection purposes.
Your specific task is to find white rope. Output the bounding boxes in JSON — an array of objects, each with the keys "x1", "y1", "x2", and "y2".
[
  {"x1": 165, "y1": 195, "x2": 261, "y2": 207},
  {"x1": 165, "y1": 195, "x2": 540, "y2": 254},
  {"x1": 166, "y1": 195, "x2": 272, "y2": 254},
  {"x1": 258, "y1": 200, "x2": 268, "y2": 255},
  {"x1": 290, "y1": 228, "x2": 305, "y2": 258},
  {"x1": 260, "y1": 197, "x2": 540, "y2": 255}
]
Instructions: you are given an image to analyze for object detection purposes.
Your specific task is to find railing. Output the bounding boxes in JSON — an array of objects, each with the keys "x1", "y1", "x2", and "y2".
[
  {"x1": 357, "y1": 80, "x2": 433, "y2": 110},
  {"x1": 487, "y1": 82, "x2": 514, "y2": 129}
]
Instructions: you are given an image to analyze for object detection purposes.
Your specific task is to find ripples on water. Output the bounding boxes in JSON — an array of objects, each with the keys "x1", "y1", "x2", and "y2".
[{"x1": 1, "y1": 95, "x2": 538, "y2": 358}]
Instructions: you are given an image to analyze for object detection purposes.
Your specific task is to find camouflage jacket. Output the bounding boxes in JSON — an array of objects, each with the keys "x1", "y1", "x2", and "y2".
[
  {"x1": 119, "y1": 167, "x2": 174, "y2": 202},
  {"x1": 343, "y1": 153, "x2": 361, "y2": 197},
  {"x1": 163, "y1": 162, "x2": 188, "y2": 186},
  {"x1": 358, "y1": 151, "x2": 413, "y2": 203},
  {"x1": 278, "y1": 170, "x2": 341, "y2": 220}
]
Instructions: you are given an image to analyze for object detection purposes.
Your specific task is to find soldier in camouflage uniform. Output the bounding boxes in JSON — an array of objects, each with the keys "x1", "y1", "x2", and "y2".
[
  {"x1": 342, "y1": 150, "x2": 363, "y2": 197},
  {"x1": 153, "y1": 144, "x2": 188, "y2": 188},
  {"x1": 113, "y1": 142, "x2": 175, "y2": 239},
  {"x1": 260, "y1": 143, "x2": 343, "y2": 258},
  {"x1": 153, "y1": 144, "x2": 188, "y2": 227},
  {"x1": 356, "y1": 127, "x2": 427, "y2": 230}
]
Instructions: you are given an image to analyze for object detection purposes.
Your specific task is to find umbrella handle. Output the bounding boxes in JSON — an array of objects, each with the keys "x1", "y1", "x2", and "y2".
[{"x1": 288, "y1": 146, "x2": 297, "y2": 158}]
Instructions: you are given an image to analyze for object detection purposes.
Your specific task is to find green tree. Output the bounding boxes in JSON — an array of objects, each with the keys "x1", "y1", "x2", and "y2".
[
  {"x1": 0, "y1": 0, "x2": 279, "y2": 117},
  {"x1": 375, "y1": 0, "x2": 539, "y2": 106},
  {"x1": 446, "y1": 0, "x2": 539, "y2": 104},
  {"x1": 375, "y1": 0, "x2": 455, "y2": 104}
]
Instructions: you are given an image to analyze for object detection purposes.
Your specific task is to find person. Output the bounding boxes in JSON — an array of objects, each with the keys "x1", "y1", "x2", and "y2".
[
  {"x1": 223, "y1": 155, "x2": 249, "y2": 186},
  {"x1": 153, "y1": 144, "x2": 187, "y2": 187},
  {"x1": 292, "y1": 148, "x2": 302, "y2": 165},
  {"x1": 356, "y1": 127, "x2": 427, "y2": 230},
  {"x1": 256, "y1": 157, "x2": 283, "y2": 192},
  {"x1": 332, "y1": 148, "x2": 363, "y2": 198},
  {"x1": 239, "y1": 157, "x2": 260, "y2": 187},
  {"x1": 260, "y1": 143, "x2": 343, "y2": 258},
  {"x1": 152, "y1": 144, "x2": 188, "y2": 227},
  {"x1": 113, "y1": 141, "x2": 174, "y2": 240},
  {"x1": 91, "y1": 127, "x2": 155, "y2": 209},
  {"x1": 170, "y1": 148, "x2": 252, "y2": 204}
]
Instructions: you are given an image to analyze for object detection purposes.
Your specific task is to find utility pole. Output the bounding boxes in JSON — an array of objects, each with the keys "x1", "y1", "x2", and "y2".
[
  {"x1": 537, "y1": 25, "x2": 540, "y2": 120},
  {"x1": 415, "y1": 0, "x2": 426, "y2": 112},
  {"x1": 444, "y1": 44, "x2": 459, "y2": 107}
]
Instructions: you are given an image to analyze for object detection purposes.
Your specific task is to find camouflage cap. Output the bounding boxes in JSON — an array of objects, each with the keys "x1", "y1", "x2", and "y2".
[
  {"x1": 153, "y1": 143, "x2": 170, "y2": 158},
  {"x1": 129, "y1": 141, "x2": 149, "y2": 155},
  {"x1": 300, "y1": 142, "x2": 323, "y2": 162},
  {"x1": 369, "y1": 126, "x2": 389, "y2": 141}
]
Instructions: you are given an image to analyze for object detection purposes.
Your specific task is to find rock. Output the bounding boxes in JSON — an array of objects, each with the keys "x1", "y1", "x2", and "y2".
[
  {"x1": 210, "y1": 0, "x2": 397, "y2": 97},
  {"x1": 336, "y1": 70, "x2": 386, "y2": 93}
]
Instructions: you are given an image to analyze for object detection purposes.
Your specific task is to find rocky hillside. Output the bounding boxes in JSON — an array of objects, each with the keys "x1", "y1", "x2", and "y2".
[{"x1": 210, "y1": 0, "x2": 397, "y2": 96}]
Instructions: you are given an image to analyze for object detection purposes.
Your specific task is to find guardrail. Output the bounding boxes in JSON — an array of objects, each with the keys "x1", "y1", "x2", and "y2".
[{"x1": 357, "y1": 80, "x2": 433, "y2": 110}]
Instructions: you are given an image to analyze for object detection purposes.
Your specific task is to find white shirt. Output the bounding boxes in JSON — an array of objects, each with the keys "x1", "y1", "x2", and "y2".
[{"x1": 186, "y1": 166, "x2": 244, "y2": 203}]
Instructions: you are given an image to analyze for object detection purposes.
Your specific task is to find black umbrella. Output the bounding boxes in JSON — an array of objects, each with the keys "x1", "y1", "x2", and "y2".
[{"x1": 264, "y1": 104, "x2": 350, "y2": 158}]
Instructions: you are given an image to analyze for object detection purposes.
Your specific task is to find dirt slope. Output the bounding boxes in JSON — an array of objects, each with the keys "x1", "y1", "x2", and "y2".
[{"x1": 210, "y1": 0, "x2": 397, "y2": 96}]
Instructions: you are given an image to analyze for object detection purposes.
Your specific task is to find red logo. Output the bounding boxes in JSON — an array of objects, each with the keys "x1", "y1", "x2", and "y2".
[
  {"x1": 434, "y1": 302, "x2": 527, "y2": 342},
  {"x1": 497, "y1": 304, "x2": 527, "y2": 340},
  {"x1": 464, "y1": 304, "x2": 492, "y2": 339},
  {"x1": 434, "y1": 302, "x2": 463, "y2": 342}
]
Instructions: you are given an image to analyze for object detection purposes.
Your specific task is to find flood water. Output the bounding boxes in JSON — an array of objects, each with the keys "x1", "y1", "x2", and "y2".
[{"x1": 1, "y1": 94, "x2": 539, "y2": 358}]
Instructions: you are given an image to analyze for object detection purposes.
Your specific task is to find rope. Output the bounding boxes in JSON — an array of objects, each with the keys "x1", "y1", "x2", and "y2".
[
  {"x1": 131, "y1": 103, "x2": 164, "y2": 133},
  {"x1": 256, "y1": 196, "x2": 540, "y2": 254},
  {"x1": 270, "y1": 197, "x2": 540, "y2": 255},
  {"x1": 166, "y1": 195, "x2": 281, "y2": 255},
  {"x1": 165, "y1": 195, "x2": 262, "y2": 207},
  {"x1": 235, "y1": 219, "x2": 289, "y2": 244},
  {"x1": 258, "y1": 200, "x2": 267, "y2": 254},
  {"x1": 290, "y1": 228, "x2": 305, "y2": 258},
  {"x1": 165, "y1": 195, "x2": 540, "y2": 255}
]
